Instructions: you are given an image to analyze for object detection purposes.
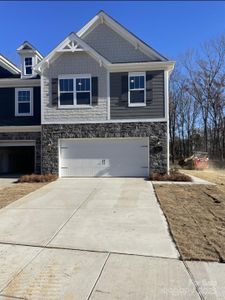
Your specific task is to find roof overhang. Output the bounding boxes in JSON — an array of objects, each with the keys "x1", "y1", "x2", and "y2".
[
  {"x1": 108, "y1": 61, "x2": 175, "y2": 73},
  {"x1": 0, "y1": 54, "x2": 20, "y2": 75},
  {"x1": 17, "y1": 42, "x2": 43, "y2": 60}
]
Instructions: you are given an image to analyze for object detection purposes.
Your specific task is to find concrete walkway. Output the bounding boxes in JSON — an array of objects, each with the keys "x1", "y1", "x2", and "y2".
[
  {"x1": 0, "y1": 178, "x2": 224, "y2": 299},
  {"x1": 0, "y1": 177, "x2": 17, "y2": 190}
]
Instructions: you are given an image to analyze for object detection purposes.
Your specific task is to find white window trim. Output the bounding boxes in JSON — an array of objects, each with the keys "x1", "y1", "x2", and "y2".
[
  {"x1": 15, "y1": 88, "x2": 33, "y2": 116},
  {"x1": 128, "y1": 72, "x2": 146, "y2": 107},
  {"x1": 58, "y1": 74, "x2": 92, "y2": 108},
  {"x1": 24, "y1": 57, "x2": 34, "y2": 76}
]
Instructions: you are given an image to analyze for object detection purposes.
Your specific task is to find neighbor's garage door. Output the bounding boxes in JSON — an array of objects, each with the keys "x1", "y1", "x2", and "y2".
[{"x1": 59, "y1": 138, "x2": 149, "y2": 177}]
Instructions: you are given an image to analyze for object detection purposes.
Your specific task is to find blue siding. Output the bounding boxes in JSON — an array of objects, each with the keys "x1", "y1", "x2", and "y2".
[
  {"x1": 0, "y1": 66, "x2": 20, "y2": 78},
  {"x1": 0, "y1": 87, "x2": 41, "y2": 126}
]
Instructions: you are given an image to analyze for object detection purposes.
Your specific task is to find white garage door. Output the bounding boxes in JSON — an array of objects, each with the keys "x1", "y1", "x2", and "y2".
[{"x1": 59, "y1": 138, "x2": 149, "y2": 177}]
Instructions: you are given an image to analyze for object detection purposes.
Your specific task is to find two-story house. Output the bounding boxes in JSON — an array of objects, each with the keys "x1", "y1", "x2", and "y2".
[
  {"x1": 0, "y1": 43, "x2": 42, "y2": 174},
  {"x1": 0, "y1": 11, "x2": 175, "y2": 177}
]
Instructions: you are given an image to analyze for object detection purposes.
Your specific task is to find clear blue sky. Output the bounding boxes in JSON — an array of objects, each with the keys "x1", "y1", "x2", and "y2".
[{"x1": 0, "y1": 1, "x2": 225, "y2": 66}]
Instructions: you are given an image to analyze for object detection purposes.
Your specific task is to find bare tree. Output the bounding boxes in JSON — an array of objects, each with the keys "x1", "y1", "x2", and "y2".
[{"x1": 169, "y1": 34, "x2": 225, "y2": 164}]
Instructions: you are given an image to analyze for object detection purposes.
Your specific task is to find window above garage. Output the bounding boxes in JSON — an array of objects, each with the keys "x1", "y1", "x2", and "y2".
[
  {"x1": 128, "y1": 72, "x2": 146, "y2": 107},
  {"x1": 58, "y1": 75, "x2": 92, "y2": 108}
]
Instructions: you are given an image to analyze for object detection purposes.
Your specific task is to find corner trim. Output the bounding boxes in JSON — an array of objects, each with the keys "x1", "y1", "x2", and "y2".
[{"x1": 164, "y1": 70, "x2": 170, "y2": 173}]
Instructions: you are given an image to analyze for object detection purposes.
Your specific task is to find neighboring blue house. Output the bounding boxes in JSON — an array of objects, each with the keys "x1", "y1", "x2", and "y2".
[
  {"x1": 0, "y1": 11, "x2": 175, "y2": 177},
  {"x1": 0, "y1": 44, "x2": 42, "y2": 174}
]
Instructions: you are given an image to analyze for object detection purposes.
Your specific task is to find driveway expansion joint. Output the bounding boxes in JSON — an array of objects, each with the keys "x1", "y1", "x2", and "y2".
[
  {"x1": 44, "y1": 183, "x2": 101, "y2": 247},
  {"x1": 87, "y1": 252, "x2": 111, "y2": 300},
  {"x1": 0, "y1": 240, "x2": 181, "y2": 261},
  {"x1": 182, "y1": 260, "x2": 205, "y2": 300}
]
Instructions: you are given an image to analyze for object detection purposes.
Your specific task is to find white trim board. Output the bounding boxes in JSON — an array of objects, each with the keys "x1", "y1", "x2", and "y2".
[
  {"x1": 0, "y1": 54, "x2": 21, "y2": 75},
  {"x1": 0, "y1": 78, "x2": 40, "y2": 88},
  {"x1": 0, "y1": 126, "x2": 41, "y2": 133},
  {"x1": 0, "y1": 140, "x2": 36, "y2": 147},
  {"x1": 42, "y1": 118, "x2": 167, "y2": 125}
]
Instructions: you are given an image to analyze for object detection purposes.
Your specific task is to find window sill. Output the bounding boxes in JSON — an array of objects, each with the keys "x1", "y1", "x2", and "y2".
[
  {"x1": 128, "y1": 103, "x2": 146, "y2": 107},
  {"x1": 58, "y1": 105, "x2": 93, "y2": 109},
  {"x1": 15, "y1": 114, "x2": 33, "y2": 117}
]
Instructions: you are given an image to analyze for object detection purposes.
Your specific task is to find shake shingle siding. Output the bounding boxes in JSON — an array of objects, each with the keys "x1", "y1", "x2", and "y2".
[{"x1": 42, "y1": 52, "x2": 108, "y2": 123}]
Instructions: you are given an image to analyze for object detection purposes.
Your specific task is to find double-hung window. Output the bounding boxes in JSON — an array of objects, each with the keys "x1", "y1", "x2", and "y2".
[
  {"x1": 24, "y1": 57, "x2": 33, "y2": 76},
  {"x1": 15, "y1": 88, "x2": 33, "y2": 116},
  {"x1": 128, "y1": 72, "x2": 146, "y2": 107},
  {"x1": 59, "y1": 75, "x2": 91, "y2": 107}
]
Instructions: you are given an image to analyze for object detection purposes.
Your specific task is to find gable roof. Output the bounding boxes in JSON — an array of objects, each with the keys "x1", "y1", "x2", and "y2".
[
  {"x1": 34, "y1": 11, "x2": 174, "y2": 73},
  {"x1": 17, "y1": 41, "x2": 43, "y2": 60},
  {"x1": 77, "y1": 10, "x2": 168, "y2": 62},
  {"x1": 34, "y1": 32, "x2": 111, "y2": 72},
  {"x1": 0, "y1": 54, "x2": 20, "y2": 75}
]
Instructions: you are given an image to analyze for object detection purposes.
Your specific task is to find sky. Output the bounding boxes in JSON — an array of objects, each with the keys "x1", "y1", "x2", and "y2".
[{"x1": 0, "y1": 1, "x2": 225, "y2": 66}]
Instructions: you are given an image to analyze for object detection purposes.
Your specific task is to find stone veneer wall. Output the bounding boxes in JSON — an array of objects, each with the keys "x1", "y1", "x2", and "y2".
[
  {"x1": 42, "y1": 122, "x2": 167, "y2": 176},
  {"x1": 0, "y1": 132, "x2": 41, "y2": 173}
]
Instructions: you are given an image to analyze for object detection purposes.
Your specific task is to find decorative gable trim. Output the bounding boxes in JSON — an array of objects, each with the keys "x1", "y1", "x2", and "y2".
[
  {"x1": 34, "y1": 33, "x2": 111, "y2": 73},
  {"x1": 0, "y1": 54, "x2": 20, "y2": 75},
  {"x1": 77, "y1": 10, "x2": 168, "y2": 62}
]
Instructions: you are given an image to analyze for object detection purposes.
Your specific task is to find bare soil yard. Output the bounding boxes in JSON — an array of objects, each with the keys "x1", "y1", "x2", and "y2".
[
  {"x1": 0, "y1": 183, "x2": 47, "y2": 209},
  {"x1": 154, "y1": 170, "x2": 225, "y2": 262},
  {"x1": 184, "y1": 169, "x2": 225, "y2": 193}
]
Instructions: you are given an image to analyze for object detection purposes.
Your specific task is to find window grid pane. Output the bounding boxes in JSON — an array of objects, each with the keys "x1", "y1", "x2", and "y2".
[
  {"x1": 76, "y1": 78, "x2": 90, "y2": 92},
  {"x1": 129, "y1": 75, "x2": 145, "y2": 90},
  {"x1": 59, "y1": 79, "x2": 73, "y2": 92},
  {"x1": 25, "y1": 57, "x2": 32, "y2": 66},
  {"x1": 18, "y1": 91, "x2": 30, "y2": 102}
]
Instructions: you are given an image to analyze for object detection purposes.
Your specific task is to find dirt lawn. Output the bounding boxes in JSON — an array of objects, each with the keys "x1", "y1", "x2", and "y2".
[
  {"x1": 154, "y1": 169, "x2": 225, "y2": 262},
  {"x1": 184, "y1": 169, "x2": 225, "y2": 192},
  {"x1": 0, "y1": 183, "x2": 47, "y2": 209}
]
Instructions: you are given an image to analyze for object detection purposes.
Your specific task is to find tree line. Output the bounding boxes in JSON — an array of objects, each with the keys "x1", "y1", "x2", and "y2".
[{"x1": 170, "y1": 34, "x2": 225, "y2": 164}]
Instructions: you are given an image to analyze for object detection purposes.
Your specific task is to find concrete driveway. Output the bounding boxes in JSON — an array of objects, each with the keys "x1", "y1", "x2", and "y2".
[{"x1": 0, "y1": 178, "x2": 223, "y2": 299}]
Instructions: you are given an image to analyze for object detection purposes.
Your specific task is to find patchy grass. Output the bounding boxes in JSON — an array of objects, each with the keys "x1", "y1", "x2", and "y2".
[
  {"x1": 154, "y1": 184, "x2": 225, "y2": 262},
  {"x1": 18, "y1": 173, "x2": 57, "y2": 183},
  {"x1": 0, "y1": 182, "x2": 47, "y2": 209},
  {"x1": 150, "y1": 171, "x2": 192, "y2": 182}
]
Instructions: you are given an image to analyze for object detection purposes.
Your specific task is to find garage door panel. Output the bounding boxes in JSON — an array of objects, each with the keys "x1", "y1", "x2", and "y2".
[{"x1": 60, "y1": 138, "x2": 149, "y2": 177}]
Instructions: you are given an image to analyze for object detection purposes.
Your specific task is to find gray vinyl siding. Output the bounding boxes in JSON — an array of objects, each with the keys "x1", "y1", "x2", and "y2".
[
  {"x1": 83, "y1": 23, "x2": 155, "y2": 63},
  {"x1": 110, "y1": 71, "x2": 165, "y2": 119}
]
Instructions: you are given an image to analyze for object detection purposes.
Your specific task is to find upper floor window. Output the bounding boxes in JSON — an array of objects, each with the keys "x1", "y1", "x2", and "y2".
[
  {"x1": 59, "y1": 75, "x2": 91, "y2": 107},
  {"x1": 24, "y1": 57, "x2": 33, "y2": 75},
  {"x1": 128, "y1": 72, "x2": 146, "y2": 107},
  {"x1": 15, "y1": 88, "x2": 33, "y2": 116}
]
